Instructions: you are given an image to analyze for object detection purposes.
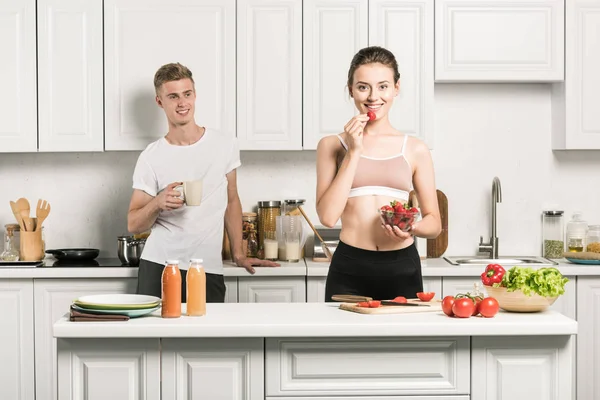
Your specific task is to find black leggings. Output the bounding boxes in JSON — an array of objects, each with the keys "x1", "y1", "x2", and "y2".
[
  {"x1": 136, "y1": 259, "x2": 227, "y2": 303},
  {"x1": 324, "y1": 240, "x2": 423, "y2": 302}
]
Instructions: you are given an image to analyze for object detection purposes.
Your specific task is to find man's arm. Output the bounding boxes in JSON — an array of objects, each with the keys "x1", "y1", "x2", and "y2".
[
  {"x1": 224, "y1": 169, "x2": 279, "y2": 274},
  {"x1": 127, "y1": 182, "x2": 184, "y2": 234}
]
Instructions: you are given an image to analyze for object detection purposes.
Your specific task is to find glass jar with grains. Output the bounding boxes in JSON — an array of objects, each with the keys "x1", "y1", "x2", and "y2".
[
  {"x1": 586, "y1": 225, "x2": 600, "y2": 253},
  {"x1": 542, "y1": 210, "x2": 564, "y2": 258}
]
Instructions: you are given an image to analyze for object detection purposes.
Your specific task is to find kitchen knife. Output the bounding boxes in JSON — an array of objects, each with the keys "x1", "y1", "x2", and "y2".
[
  {"x1": 331, "y1": 295, "x2": 430, "y2": 306},
  {"x1": 380, "y1": 301, "x2": 429, "y2": 307}
]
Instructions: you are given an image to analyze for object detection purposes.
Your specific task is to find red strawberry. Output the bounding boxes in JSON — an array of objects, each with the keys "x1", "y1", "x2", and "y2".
[
  {"x1": 410, "y1": 207, "x2": 418, "y2": 214},
  {"x1": 398, "y1": 221, "x2": 408, "y2": 231},
  {"x1": 380, "y1": 205, "x2": 393, "y2": 212},
  {"x1": 367, "y1": 111, "x2": 376, "y2": 121}
]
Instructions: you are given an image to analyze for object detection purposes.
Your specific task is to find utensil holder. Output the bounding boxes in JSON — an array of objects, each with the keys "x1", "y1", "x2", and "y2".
[{"x1": 20, "y1": 230, "x2": 44, "y2": 261}]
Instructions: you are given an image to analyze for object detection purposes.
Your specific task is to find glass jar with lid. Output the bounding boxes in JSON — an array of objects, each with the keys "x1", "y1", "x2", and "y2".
[
  {"x1": 566, "y1": 211, "x2": 588, "y2": 252},
  {"x1": 282, "y1": 199, "x2": 305, "y2": 215},
  {"x1": 542, "y1": 210, "x2": 564, "y2": 258},
  {"x1": 258, "y1": 201, "x2": 281, "y2": 253},
  {"x1": 586, "y1": 225, "x2": 600, "y2": 253},
  {"x1": 1, "y1": 224, "x2": 20, "y2": 262}
]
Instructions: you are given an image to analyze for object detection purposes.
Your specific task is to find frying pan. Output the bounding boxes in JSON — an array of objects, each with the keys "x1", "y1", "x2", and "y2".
[{"x1": 45, "y1": 248, "x2": 100, "y2": 261}]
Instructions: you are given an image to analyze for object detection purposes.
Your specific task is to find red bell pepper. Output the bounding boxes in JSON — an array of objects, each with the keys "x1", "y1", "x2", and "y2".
[{"x1": 481, "y1": 264, "x2": 506, "y2": 286}]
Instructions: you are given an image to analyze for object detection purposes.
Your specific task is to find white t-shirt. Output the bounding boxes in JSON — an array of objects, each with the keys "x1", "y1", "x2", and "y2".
[{"x1": 132, "y1": 128, "x2": 241, "y2": 274}]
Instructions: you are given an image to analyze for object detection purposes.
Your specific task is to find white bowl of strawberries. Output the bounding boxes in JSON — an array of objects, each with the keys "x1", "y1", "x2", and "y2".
[{"x1": 379, "y1": 201, "x2": 420, "y2": 232}]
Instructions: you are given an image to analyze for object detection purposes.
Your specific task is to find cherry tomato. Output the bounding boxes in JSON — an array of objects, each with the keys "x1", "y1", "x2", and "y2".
[
  {"x1": 452, "y1": 298, "x2": 475, "y2": 318},
  {"x1": 416, "y1": 292, "x2": 435, "y2": 302},
  {"x1": 367, "y1": 111, "x2": 376, "y2": 121},
  {"x1": 442, "y1": 296, "x2": 455, "y2": 317},
  {"x1": 478, "y1": 297, "x2": 500, "y2": 318},
  {"x1": 368, "y1": 300, "x2": 381, "y2": 308},
  {"x1": 392, "y1": 296, "x2": 407, "y2": 303}
]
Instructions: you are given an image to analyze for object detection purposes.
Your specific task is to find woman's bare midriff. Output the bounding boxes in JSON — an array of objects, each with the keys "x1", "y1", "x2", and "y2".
[{"x1": 339, "y1": 195, "x2": 414, "y2": 251}]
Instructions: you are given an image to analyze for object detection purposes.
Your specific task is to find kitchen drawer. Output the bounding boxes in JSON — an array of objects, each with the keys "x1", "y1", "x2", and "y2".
[{"x1": 266, "y1": 337, "x2": 470, "y2": 397}]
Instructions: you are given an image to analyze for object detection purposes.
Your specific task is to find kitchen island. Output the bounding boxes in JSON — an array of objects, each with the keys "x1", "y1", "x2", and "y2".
[{"x1": 54, "y1": 303, "x2": 576, "y2": 400}]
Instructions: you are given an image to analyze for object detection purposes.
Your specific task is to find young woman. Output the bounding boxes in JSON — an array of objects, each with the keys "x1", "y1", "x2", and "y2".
[{"x1": 316, "y1": 46, "x2": 441, "y2": 302}]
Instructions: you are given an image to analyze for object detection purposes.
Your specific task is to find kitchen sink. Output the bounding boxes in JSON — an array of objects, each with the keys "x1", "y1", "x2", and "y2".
[{"x1": 444, "y1": 256, "x2": 558, "y2": 266}]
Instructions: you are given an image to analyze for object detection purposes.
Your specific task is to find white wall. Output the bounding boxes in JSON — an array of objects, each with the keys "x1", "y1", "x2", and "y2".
[{"x1": 1, "y1": 84, "x2": 598, "y2": 258}]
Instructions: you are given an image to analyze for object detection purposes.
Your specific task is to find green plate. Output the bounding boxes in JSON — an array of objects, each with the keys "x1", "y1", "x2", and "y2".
[
  {"x1": 73, "y1": 294, "x2": 161, "y2": 310},
  {"x1": 565, "y1": 257, "x2": 600, "y2": 265},
  {"x1": 72, "y1": 304, "x2": 160, "y2": 318}
]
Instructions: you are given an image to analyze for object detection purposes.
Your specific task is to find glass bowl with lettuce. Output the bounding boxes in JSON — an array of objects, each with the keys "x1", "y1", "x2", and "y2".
[{"x1": 483, "y1": 266, "x2": 569, "y2": 313}]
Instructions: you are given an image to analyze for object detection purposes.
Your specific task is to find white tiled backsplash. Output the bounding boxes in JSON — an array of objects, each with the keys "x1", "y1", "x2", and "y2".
[{"x1": 1, "y1": 84, "x2": 599, "y2": 257}]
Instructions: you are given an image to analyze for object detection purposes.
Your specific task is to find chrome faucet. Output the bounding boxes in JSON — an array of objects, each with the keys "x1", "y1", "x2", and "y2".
[{"x1": 479, "y1": 176, "x2": 502, "y2": 259}]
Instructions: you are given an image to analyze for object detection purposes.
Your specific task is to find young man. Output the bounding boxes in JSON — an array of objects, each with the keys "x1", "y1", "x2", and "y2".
[{"x1": 128, "y1": 62, "x2": 279, "y2": 303}]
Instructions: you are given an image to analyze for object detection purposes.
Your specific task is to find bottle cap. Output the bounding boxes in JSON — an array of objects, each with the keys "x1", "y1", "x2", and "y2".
[
  {"x1": 190, "y1": 258, "x2": 204, "y2": 264},
  {"x1": 165, "y1": 259, "x2": 180, "y2": 265}
]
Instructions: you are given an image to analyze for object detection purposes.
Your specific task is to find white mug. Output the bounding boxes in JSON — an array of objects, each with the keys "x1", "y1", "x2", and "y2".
[{"x1": 175, "y1": 180, "x2": 203, "y2": 206}]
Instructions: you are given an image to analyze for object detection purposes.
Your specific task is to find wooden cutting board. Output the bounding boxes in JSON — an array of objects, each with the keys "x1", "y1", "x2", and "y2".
[
  {"x1": 408, "y1": 189, "x2": 448, "y2": 258},
  {"x1": 428, "y1": 190, "x2": 448, "y2": 258},
  {"x1": 339, "y1": 299, "x2": 442, "y2": 314}
]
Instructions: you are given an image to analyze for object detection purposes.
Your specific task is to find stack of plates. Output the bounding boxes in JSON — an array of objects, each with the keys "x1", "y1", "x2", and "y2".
[{"x1": 72, "y1": 294, "x2": 161, "y2": 318}]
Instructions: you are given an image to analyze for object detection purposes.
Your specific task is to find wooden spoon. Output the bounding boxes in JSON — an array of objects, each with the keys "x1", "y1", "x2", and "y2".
[
  {"x1": 16, "y1": 197, "x2": 30, "y2": 221},
  {"x1": 35, "y1": 199, "x2": 51, "y2": 231},
  {"x1": 9, "y1": 201, "x2": 26, "y2": 231},
  {"x1": 296, "y1": 206, "x2": 333, "y2": 261}
]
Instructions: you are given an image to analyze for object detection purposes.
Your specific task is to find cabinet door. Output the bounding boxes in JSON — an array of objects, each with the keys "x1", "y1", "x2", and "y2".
[
  {"x1": 37, "y1": 0, "x2": 103, "y2": 152},
  {"x1": 34, "y1": 278, "x2": 137, "y2": 400},
  {"x1": 162, "y1": 338, "x2": 264, "y2": 399},
  {"x1": 237, "y1": 0, "x2": 302, "y2": 150},
  {"x1": 369, "y1": 0, "x2": 434, "y2": 148},
  {"x1": 577, "y1": 277, "x2": 600, "y2": 400},
  {"x1": 441, "y1": 277, "x2": 480, "y2": 298},
  {"x1": 224, "y1": 276, "x2": 238, "y2": 303},
  {"x1": 423, "y1": 277, "x2": 442, "y2": 297},
  {"x1": 552, "y1": 0, "x2": 600, "y2": 149},
  {"x1": 302, "y1": 0, "x2": 367, "y2": 150},
  {"x1": 307, "y1": 276, "x2": 326, "y2": 302},
  {"x1": 0, "y1": 0, "x2": 37, "y2": 153},
  {"x1": 549, "y1": 275, "x2": 576, "y2": 320},
  {"x1": 435, "y1": 0, "x2": 564, "y2": 82},
  {"x1": 57, "y1": 338, "x2": 160, "y2": 400},
  {"x1": 238, "y1": 276, "x2": 306, "y2": 303},
  {"x1": 472, "y1": 336, "x2": 574, "y2": 400},
  {"x1": 104, "y1": 0, "x2": 235, "y2": 150},
  {"x1": 0, "y1": 280, "x2": 35, "y2": 400}
]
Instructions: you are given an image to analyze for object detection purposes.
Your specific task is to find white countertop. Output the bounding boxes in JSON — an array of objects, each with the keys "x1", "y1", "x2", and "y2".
[
  {"x1": 53, "y1": 302, "x2": 577, "y2": 338},
  {"x1": 2, "y1": 257, "x2": 599, "y2": 279}
]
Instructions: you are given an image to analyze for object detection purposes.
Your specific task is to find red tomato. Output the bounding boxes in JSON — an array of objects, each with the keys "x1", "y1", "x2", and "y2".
[
  {"x1": 392, "y1": 296, "x2": 407, "y2": 303},
  {"x1": 368, "y1": 300, "x2": 381, "y2": 308},
  {"x1": 478, "y1": 297, "x2": 500, "y2": 318},
  {"x1": 452, "y1": 298, "x2": 475, "y2": 318},
  {"x1": 357, "y1": 301, "x2": 370, "y2": 308},
  {"x1": 442, "y1": 296, "x2": 455, "y2": 316},
  {"x1": 416, "y1": 292, "x2": 435, "y2": 302},
  {"x1": 472, "y1": 297, "x2": 482, "y2": 316}
]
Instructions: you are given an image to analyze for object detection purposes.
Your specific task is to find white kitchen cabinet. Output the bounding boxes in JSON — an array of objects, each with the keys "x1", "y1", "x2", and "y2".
[
  {"x1": 302, "y1": 0, "x2": 368, "y2": 150},
  {"x1": 224, "y1": 276, "x2": 238, "y2": 303},
  {"x1": 267, "y1": 397, "x2": 469, "y2": 400},
  {"x1": 104, "y1": 0, "x2": 236, "y2": 151},
  {"x1": 423, "y1": 277, "x2": 442, "y2": 296},
  {"x1": 0, "y1": 280, "x2": 35, "y2": 400},
  {"x1": 37, "y1": 0, "x2": 103, "y2": 152},
  {"x1": 552, "y1": 0, "x2": 600, "y2": 150},
  {"x1": 307, "y1": 276, "x2": 326, "y2": 302},
  {"x1": 435, "y1": 0, "x2": 565, "y2": 82},
  {"x1": 369, "y1": 0, "x2": 435, "y2": 148},
  {"x1": 576, "y1": 277, "x2": 600, "y2": 400},
  {"x1": 441, "y1": 277, "x2": 480, "y2": 298},
  {"x1": 266, "y1": 337, "x2": 470, "y2": 396},
  {"x1": 472, "y1": 336, "x2": 574, "y2": 400},
  {"x1": 550, "y1": 275, "x2": 576, "y2": 320},
  {"x1": 0, "y1": 0, "x2": 37, "y2": 153},
  {"x1": 238, "y1": 276, "x2": 306, "y2": 303},
  {"x1": 34, "y1": 278, "x2": 137, "y2": 400},
  {"x1": 237, "y1": 0, "x2": 302, "y2": 150},
  {"x1": 57, "y1": 338, "x2": 160, "y2": 400},
  {"x1": 162, "y1": 338, "x2": 264, "y2": 399}
]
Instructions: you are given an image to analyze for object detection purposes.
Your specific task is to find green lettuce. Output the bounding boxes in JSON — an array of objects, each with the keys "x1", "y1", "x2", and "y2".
[{"x1": 496, "y1": 266, "x2": 569, "y2": 297}]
